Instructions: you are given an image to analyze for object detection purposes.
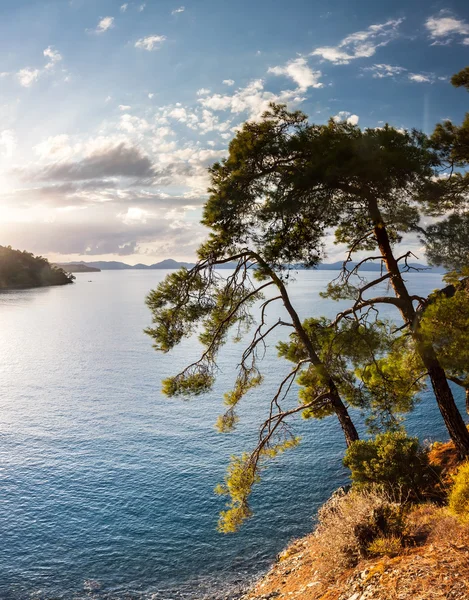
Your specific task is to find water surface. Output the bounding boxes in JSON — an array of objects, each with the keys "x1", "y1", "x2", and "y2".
[{"x1": 0, "y1": 270, "x2": 464, "y2": 599}]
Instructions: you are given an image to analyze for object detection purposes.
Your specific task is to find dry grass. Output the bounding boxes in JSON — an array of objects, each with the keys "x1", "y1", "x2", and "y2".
[
  {"x1": 313, "y1": 488, "x2": 405, "y2": 579},
  {"x1": 243, "y1": 500, "x2": 469, "y2": 600}
]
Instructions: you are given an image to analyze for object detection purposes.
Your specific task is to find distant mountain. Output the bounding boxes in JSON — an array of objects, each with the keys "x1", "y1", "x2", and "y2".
[
  {"x1": 71, "y1": 259, "x2": 444, "y2": 273},
  {"x1": 313, "y1": 261, "x2": 446, "y2": 273},
  {"x1": 72, "y1": 259, "x2": 444, "y2": 273},
  {"x1": 55, "y1": 263, "x2": 101, "y2": 273}
]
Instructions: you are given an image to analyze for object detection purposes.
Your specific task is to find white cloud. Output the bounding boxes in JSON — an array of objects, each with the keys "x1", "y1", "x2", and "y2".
[
  {"x1": 312, "y1": 19, "x2": 403, "y2": 64},
  {"x1": 198, "y1": 78, "x2": 306, "y2": 120},
  {"x1": 135, "y1": 35, "x2": 167, "y2": 51},
  {"x1": 118, "y1": 207, "x2": 151, "y2": 224},
  {"x1": 223, "y1": 79, "x2": 235, "y2": 86},
  {"x1": 34, "y1": 134, "x2": 74, "y2": 160},
  {"x1": 138, "y1": 3, "x2": 146, "y2": 11},
  {"x1": 425, "y1": 14, "x2": 469, "y2": 43},
  {"x1": 408, "y1": 73, "x2": 433, "y2": 83},
  {"x1": 118, "y1": 104, "x2": 132, "y2": 111},
  {"x1": 171, "y1": 6, "x2": 185, "y2": 14},
  {"x1": 363, "y1": 63, "x2": 406, "y2": 78},
  {"x1": 148, "y1": 93, "x2": 154, "y2": 99},
  {"x1": 0, "y1": 130, "x2": 16, "y2": 157},
  {"x1": 17, "y1": 68, "x2": 41, "y2": 87},
  {"x1": 44, "y1": 46, "x2": 62, "y2": 70},
  {"x1": 120, "y1": 3, "x2": 128, "y2": 12},
  {"x1": 333, "y1": 111, "x2": 359, "y2": 125},
  {"x1": 268, "y1": 57, "x2": 323, "y2": 90},
  {"x1": 118, "y1": 114, "x2": 151, "y2": 133},
  {"x1": 91, "y1": 16, "x2": 115, "y2": 34},
  {"x1": 196, "y1": 88, "x2": 211, "y2": 96}
]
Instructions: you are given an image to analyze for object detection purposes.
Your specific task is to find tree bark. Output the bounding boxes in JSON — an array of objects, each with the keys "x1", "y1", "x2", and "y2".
[
  {"x1": 329, "y1": 387, "x2": 360, "y2": 446},
  {"x1": 262, "y1": 257, "x2": 359, "y2": 446},
  {"x1": 367, "y1": 198, "x2": 469, "y2": 456}
]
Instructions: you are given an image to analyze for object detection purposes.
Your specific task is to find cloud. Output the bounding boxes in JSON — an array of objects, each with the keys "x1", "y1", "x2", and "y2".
[
  {"x1": 268, "y1": 57, "x2": 323, "y2": 90},
  {"x1": 44, "y1": 46, "x2": 62, "y2": 70},
  {"x1": 135, "y1": 35, "x2": 167, "y2": 51},
  {"x1": 120, "y1": 3, "x2": 128, "y2": 12},
  {"x1": 196, "y1": 88, "x2": 211, "y2": 96},
  {"x1": 363, "y1": 63, "x2": 407, "y2": 78},
  {"x1": 333, "y1": 111, "x2": 359, "y2": 125},
  {"x1": 0, "y1": 130, "x2": 16, "y2": 157},
  {"x1": 425, "y1": 14, "x2": 469, "y2": 44},
  {"x1": 408, "y1": 73, "x2": 434, "y2": 83},
  {"x1": 198, "y1": 78, "x2": 306, "y2": 120},
  {"x1": 118, "y1": 104, "x2": 132, "y2": 111},
  {"x1": 16, "y1": 46, "x2": 64, "y2": 88},
  {"x1": 25, "y1": 143, "x2": 155, "y2": 182},
  {"x1": 34, "y1": 134, "x2": 73, "y2": 160},
  {"x1": 90, "y1": 16, "x2": 115, "y2": 34},
  {"x1": 118, "y1": 206, "x2": 151, "y2": 224},
  {"x1": 138, "y1": 3, "x2": 146, "y2": 12},
  {"x1": 223, "y1": 79, "x2": 235, "y2": 86},
  {"x1": 171, "y1": 6, "x2": 185, "y2": 14},
  {"x1": 311, "y1": 19, "x2": 403, "y2": 64},
  {"x1": 17, "y1": 68, "x2": 41, "y2": 87}
]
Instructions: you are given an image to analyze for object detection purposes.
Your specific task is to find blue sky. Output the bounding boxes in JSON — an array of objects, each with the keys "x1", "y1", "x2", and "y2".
[{"x1": 0, "y1": 0, "x2": 468, "y2": 263}]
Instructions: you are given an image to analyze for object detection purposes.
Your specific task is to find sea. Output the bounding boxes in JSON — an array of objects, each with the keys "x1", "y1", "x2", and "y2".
[{"x1": 0, "y1": 270, "x2": 464, "y2": 599}]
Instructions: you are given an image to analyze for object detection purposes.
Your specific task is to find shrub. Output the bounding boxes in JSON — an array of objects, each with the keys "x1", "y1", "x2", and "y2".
[
  {"x1": 449, "y1": 461, "x2": 469, "y2": 523},
  {"x1": 367, "y1": 535, "x2": 402, "y2": 557},
  {"x1": 313, "y1": 488, "x2": 405, "y2": 579},
  {"x1": 343, "y1": 431, "x2": 437, "y2": 501}
]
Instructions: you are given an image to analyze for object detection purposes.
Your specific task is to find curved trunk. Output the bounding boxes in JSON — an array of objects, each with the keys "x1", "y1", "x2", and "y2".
[
  {"x1": 368, "y1": 199, "x2": 469, "y2": 456},
  {"x1": 261, "y1": 257, "x2": 359, "y2": 447},
  {"x1": 466, "y1": 389, "x2": 469, "y2": 416},
  {"x1": 330, "y1": 386, "x2": 360, "y2": 446}
]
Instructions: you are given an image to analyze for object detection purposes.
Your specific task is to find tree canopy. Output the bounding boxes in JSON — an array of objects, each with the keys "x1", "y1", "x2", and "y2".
[{"x1": 146, "y1": 68, "x2": 469, "y2": 532}]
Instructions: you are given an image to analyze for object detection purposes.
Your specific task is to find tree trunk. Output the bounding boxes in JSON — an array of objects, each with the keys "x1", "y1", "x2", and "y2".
[
  {"x1": 466, "y1": 388, "x2": 469, "y2": 416},
  {"x1": 263, "y1": 257, "x2": 359, "y2": 447},
  {"x1": 367, "y1": 198, "x2": 469, "y2": 456},
  {"x1": 330, "y1": 387, "x2": 360, "y2": 446}
]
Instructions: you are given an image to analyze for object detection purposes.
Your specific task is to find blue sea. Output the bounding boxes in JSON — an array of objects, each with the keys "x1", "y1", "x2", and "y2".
[{"x1": 0, "y1": 270, "x2": 465, "y2": 599}]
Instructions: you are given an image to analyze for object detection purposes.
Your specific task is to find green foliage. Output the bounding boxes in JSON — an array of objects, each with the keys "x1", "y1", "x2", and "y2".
[
  {"x1": 0, "y1": 245, "x2": 74, "y2": 289},
  {"x1": 425, "y1": 214, "x2": 469, "y2": 272},
  {"x1": 216, "y1": 437, "x2": 300, "y2": 533},
  {"x1": 343, "y1": 431, "x2": 435, "y2": 500},
  {"x1": 199, "y1": 104, "x2": 437, "y2": 271},
  {"x1": 449, "y1": 461, "x2": 469, "y2": 523},
  {"x1": 451, "y1": 66, "x2": 469, "y2": 91},
  {"x1": 419, "y1": 285, "x2": 469, "y2": 397},
  {"x1": 367, "y1": 535, "x2": 402, "y2": 557},
  {"x1": 277, "y1": 316, "x2": 415, "y2": 428},
  {"x1": 356, "y1": 336, "x2": 425, "y2": 432},
  {"x1": 145, "y1": 268, "x2": 215, "y2": 352}
]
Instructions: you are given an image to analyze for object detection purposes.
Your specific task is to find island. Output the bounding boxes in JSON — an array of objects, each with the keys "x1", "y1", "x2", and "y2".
[
  {"x1": 0, "y1": 246, "x2": 74, "y2": 289},
  {"x1": 54, "y1": 263, "x2": 101, "y2": 273}
]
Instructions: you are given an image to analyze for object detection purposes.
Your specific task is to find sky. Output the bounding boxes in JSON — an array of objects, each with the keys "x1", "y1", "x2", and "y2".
[{"x1": 0, "y1": 0, "x2": 469, "y2": 265}]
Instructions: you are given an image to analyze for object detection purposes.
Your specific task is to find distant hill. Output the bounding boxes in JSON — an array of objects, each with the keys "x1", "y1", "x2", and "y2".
[
  {"x1": 0, "y1": 246, "x2": 74, "y2": 290},
  {"x1": 55, "y1": 263, "x2": 101, "y2": 273},
  {"x1": 71, "y1": 259, "x2": 444, "y2": 273}
]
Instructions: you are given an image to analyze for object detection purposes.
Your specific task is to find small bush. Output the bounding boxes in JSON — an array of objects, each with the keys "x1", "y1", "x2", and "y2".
[
  {"x1": 367, "y1": 535, "x2": 402, "y2": 557},
  {"x1": 313, "y1": 488, "x2": 405, "y2": 579},
  {"x1": 449, "y1": 461, "x2": 469, "y2": 523},
  {"x1": 343, "y1": 431, "x2": 437, "y2": 501}
]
